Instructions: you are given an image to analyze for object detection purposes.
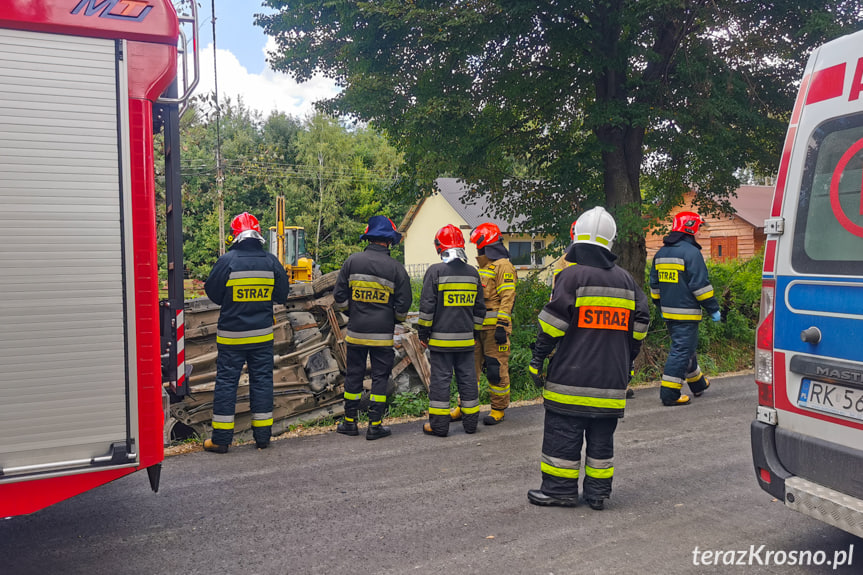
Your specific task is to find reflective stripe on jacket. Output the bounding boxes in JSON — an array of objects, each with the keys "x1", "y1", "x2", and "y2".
[
  {"x1": 204, "y1": 239, "x2": 290, "y2": 346},
  {"x1": 418, "y1": 260, "x2": 486, "y2": 352},
  {"x1": 333, "y1": 243, "x2": 412, "y2": 347},
  {"x1": 649, "y1": 236, "x2": 720, "y2": 321}
]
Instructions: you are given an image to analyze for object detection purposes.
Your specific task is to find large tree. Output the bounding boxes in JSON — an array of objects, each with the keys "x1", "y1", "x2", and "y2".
[{"x1": 256, "y1": 0, "x2": 859, "y2": 282}]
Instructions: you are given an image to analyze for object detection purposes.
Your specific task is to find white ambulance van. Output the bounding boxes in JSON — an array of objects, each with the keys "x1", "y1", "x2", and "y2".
[{"x1": 751, "y1": 29, "x2": 863, "y2": 537}]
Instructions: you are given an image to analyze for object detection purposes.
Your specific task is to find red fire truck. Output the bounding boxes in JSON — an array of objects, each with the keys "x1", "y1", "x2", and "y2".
[{"x1": 0, "y1": 0, "x2": 196, "y2": 517}]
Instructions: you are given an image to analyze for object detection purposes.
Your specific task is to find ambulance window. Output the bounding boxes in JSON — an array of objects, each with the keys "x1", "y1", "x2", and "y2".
[{"x1": 792, "y1": 113, "x2": 863, "y2": 275}]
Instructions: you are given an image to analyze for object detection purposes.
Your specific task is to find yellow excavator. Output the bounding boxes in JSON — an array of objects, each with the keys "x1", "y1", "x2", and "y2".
[{"x1": 269, "y1": 196, "x2": 315, "y2": 283}]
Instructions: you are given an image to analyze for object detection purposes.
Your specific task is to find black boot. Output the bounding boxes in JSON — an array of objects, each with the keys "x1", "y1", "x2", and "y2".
[
  {"x1": 527, "y1": 489, "x2": 579, "y2": 507},
  {"x1": 366, "y1": 424, "x2": 392, "y2": 440},
  {"x1": 337, "y1": 419, "x2": 359, "y2": 436},
  {"x1": 585, "y1": 498, "x2": 605, "y2": 511}
]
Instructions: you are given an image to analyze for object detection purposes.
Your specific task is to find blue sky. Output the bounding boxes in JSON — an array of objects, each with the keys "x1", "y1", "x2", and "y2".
[{"x1": 185, "y1": 0, "x2": 338, "y2": 118}]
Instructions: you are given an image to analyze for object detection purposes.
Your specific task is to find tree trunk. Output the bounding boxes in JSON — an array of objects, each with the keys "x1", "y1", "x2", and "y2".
[
  {"x1": 591, "y1": 1, "x2": 647, "y2": 288},
  {"x1": 596, "y1": 124, "x2": 647, "y2": 288}
]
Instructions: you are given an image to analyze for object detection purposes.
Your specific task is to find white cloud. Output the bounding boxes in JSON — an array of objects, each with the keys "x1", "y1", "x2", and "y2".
[{"x1": 192, "y1": 38, "x2": 340, "y2": 119}]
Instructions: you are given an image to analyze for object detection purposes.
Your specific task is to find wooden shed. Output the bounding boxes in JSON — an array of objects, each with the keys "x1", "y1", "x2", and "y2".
[{"x1": 646, "y1": 186, "x2": 774, "y2": 262}]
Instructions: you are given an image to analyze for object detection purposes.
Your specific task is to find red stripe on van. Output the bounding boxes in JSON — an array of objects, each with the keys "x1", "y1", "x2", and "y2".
[
  {"x1": 771, "y1": 127, "x2": 796, "y2": 217},
  {"x1": 762, "y1": 239, "x2": 776, "y2": 274},
  {"x1": 791, "y1": 73, "x2": 810, "y2": 124},
  {"x1": 805, "y1": 63, "x2": 846, "y2": 105}
]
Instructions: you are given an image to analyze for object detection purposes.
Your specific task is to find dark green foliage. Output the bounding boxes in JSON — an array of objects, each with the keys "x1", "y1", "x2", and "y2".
[
  {"x1": 388, "y1": 392, "x2": 429, "y2": 418},
  {"x1": 256, "y1": 0, "x2": 860, "y2": 283},
  {"x1": 160, "y1": 99, "x2": 410, "y2": 280}
]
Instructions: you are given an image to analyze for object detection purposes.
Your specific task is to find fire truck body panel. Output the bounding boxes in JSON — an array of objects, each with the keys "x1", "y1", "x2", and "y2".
[{"x1": 0, "y1": 0, "x2": 180, "y2": 517}]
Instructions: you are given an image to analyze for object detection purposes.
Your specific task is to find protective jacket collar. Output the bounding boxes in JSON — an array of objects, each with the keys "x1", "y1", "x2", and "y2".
[
  {"x1": 664, "y1": 231, "x2": 702, "y2": 250},
  {"x1": 565, "y1": 243, "x2": 617, "y2": 269},
  {"x1": 483, "y1": 241, "x2": 510, "y2": 261}
]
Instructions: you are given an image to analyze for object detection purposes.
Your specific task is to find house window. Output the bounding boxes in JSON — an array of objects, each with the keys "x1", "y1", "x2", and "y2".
[{"x1": 509, "y1": 240, "x2": 544, "y2": 267}]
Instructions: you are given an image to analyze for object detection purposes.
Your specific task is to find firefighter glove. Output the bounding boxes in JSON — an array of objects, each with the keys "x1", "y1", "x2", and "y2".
[
  {"x1": 711, "y1": 310, "x2": 721, "y2": 322},
  {"x1": 494, "y1": 325, "x2": 507, "y2": 345},
  {"x1": 528, "y1": 357, "x2": 545, "y2": 389},
  {"x1": 417, "y1": 326, "x2": 431, "y2": 343}
]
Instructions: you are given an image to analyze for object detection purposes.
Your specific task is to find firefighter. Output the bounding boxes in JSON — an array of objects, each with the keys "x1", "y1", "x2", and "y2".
[
  {"x1": 649, "y1": 211, "x2": 721, "y2": 406},
  {"x1": 527, "y1": 207, "x2": 649, "y2": 509},
  {"x1": 203, "y1": 212, "x2": 290, "y2": 453},
  {"x1": 552, "y1": 221, "x2": 636, "y2": 398},
  {"x1": 449, "y1": 222, "x2": 516, "y2": 425},
  {"x1": 333, "y1": 216, "x2": 412, "y2": 440},
  {"x1": 417, "y1": 224, "x2": 486, "y2": 437}
]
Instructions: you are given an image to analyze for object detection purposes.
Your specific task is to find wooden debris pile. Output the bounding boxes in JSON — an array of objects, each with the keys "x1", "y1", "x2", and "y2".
[{"x1": 168, "y1": 273, "x2": 430, "y2": 442}]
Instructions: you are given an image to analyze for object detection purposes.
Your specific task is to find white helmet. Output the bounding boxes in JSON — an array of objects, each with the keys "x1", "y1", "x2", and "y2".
[{"x1": 572, "y1": 206, "x2": 616, "y2": 250}]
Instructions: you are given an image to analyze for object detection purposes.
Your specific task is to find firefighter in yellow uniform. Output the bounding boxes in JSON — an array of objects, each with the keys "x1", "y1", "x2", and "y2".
[{"x1": 451, "y1": 222, "x2": 517, "y2": 426}]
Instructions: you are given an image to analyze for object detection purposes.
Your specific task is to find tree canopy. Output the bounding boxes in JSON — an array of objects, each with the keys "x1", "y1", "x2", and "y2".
[
  {"x1": 257, "y1": 0, "x2": 860, "y2": 281},
  {"x1": 157, "y1": 98, "x2": 406, "y2": 278}
]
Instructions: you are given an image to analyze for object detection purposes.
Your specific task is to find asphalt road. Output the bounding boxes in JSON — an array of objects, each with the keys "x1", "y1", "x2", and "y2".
[{"x1": 1, "y1": 374, "x2": 859, "y2": 575}]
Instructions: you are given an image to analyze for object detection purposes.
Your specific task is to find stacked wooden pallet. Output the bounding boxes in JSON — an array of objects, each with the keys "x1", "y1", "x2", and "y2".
[{"x1": 168, "y1": 273, "x2": 430, "y2": 443}]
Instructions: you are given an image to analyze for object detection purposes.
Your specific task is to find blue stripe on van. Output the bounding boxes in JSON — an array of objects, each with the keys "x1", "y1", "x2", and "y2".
[{"x1": 774, "y1": 276, "x2": 863, "y2": 362}]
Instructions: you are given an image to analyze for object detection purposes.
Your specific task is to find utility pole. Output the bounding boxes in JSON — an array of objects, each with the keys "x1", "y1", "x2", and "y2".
[
  {"x1": 315, "y1": 151, "x2": 324, "y2": 262},
  {"x1": 211, "y1": 0, "x2": 225, "y2": 254}
]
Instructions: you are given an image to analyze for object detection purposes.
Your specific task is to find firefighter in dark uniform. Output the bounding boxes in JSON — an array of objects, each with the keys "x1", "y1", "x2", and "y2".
[
  {"x1": 203, "y1": 212, "x2": 290, "y2": 453},
  {"x1": 467, "y1": 223, "x2": 516, "y2": 425},
  {"x1": 417, "y1": 225, "x2": 486, "y2": 437},
  {"x1": 527, "y1": 207, "x2": 649, "y2": 509},
  {"x1": 333, "y1": 216, "x2": 412, "y2": 440},
  {"x1": 553, "y1": 220, "x2": 637, "y2": 398},
  {"x1": 649, "y1": 211, "x2": 721, "y2": 406}
]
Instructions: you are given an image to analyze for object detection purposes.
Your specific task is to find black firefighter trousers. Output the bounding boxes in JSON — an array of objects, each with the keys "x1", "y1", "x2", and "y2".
[
  {"x1": 212, "y1": 342, "x2": 274, "y2": 446},
  {"x1": 540, "y1": 409, "x2": 618, "y2": 501},
  {"x1": 344, "y1": 344, "x2": 395, "y2": 427},
  {"x1": 428, "y1": 350, "x2": 478, "y2": 435}
]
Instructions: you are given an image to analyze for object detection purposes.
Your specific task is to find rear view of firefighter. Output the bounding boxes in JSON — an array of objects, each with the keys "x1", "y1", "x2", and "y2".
[
  {"x1": 649, "y1": 211, "x2": 720, "y2": 406},
  {"x1": 333, "y1": 216, "x2": 412, "y2": 440},
  {"x1": 450, "y1": 222, "x2": 516, "y2": 425},
  {"x1": 527, "y1": 207, "x2": 649, "y2": 509},
  {"x1": 553, "y1": 220, "x2": 636, "y2": 398},
  {"x1": 203, "y1": 212, "x2": 290, "y2": 453},
  {"x1": 418, "y1": 225, "x2": 486, "y2": 437}
]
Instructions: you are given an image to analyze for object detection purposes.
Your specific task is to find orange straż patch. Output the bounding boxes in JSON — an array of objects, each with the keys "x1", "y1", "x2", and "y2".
[{"x1": 577, "y1": 306, "x2": 630, "y2": 331}]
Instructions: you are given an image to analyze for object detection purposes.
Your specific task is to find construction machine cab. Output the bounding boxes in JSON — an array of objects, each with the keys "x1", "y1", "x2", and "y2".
[{"x1": 269, "y1": 196, "x2": 315, "y2": 283}]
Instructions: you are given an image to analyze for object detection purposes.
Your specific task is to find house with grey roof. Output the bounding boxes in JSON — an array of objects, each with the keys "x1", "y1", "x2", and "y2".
[{"x1": 398, "y1": 178, "x2": 556, "y2": 279}]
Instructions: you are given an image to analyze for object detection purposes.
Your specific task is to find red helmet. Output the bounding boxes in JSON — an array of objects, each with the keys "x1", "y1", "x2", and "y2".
[
  {"x1": 671, "y1": 211, "x2": 705, "y2": 235},
  {"x1": 469, "y1": 222, "x2": 501, "y2": 249},
  {"x1": 434, "y1": 224, "x2": 465, "y2": 254},
  {"x1": 231, "y1": 212, "x2": 261, "y2": 236}
]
